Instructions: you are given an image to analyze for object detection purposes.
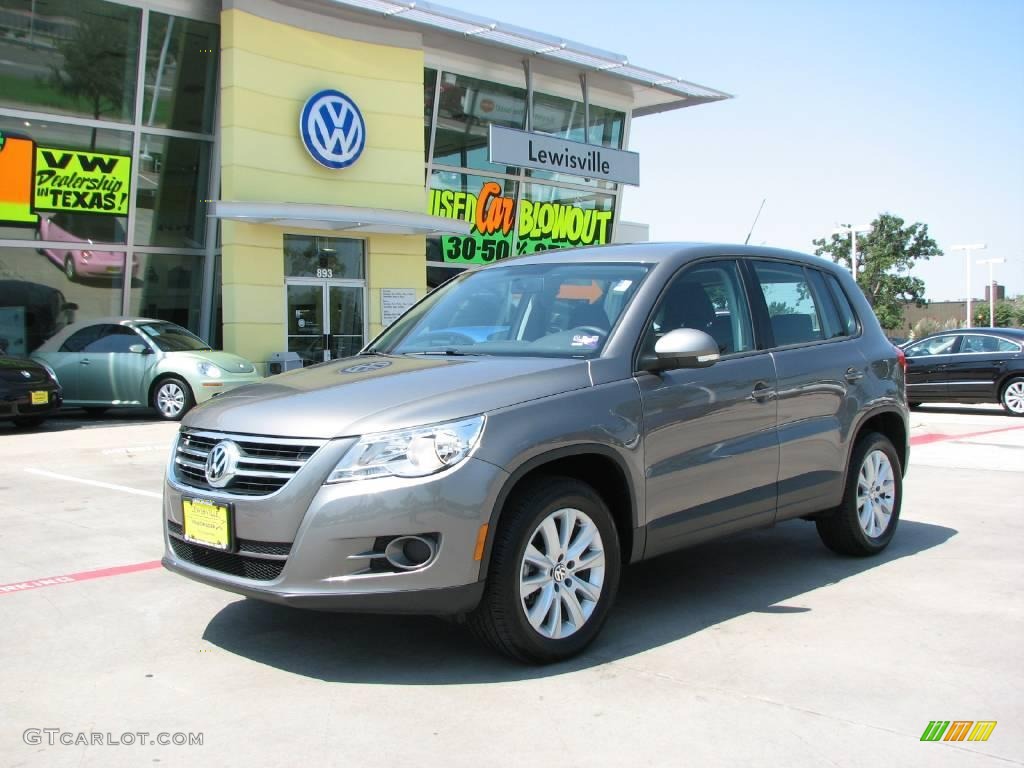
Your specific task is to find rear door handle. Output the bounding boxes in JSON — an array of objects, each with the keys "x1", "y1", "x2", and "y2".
[
  {"x1": 845, "y1": 367, "x2": 864, "y2": 382},
  {"x1": 80, "y1": 359, "x2": 91, "y2": 365},
  {"x1": 750, "y1": 382, "x2": 776, "y2": 402}
]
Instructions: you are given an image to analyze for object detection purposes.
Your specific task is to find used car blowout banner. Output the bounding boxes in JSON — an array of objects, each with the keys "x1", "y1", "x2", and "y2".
[{"x1": 428, "y1": 181, "x2": 614, "y2": 264}]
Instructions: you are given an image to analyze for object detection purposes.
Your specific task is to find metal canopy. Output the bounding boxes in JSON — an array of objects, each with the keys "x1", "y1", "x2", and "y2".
[
  {"x1": 210, "y1": 201, "x2": 471, "y2": 236},
  {"x1": 328, "y1": 0, "x2": 733, "y2": 114}
]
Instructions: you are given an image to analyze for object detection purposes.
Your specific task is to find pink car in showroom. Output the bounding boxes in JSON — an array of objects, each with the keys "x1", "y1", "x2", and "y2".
[{"x1": 37, "y1": 212, "x2": 137, "y2": 281}]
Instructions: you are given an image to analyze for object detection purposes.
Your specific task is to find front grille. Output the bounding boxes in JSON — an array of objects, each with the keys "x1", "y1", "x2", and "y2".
[
  {"x1": 173, "y1": 428, "x2": 327, "y2": 496},
  {"x1": 169, "y1": 537, "x2": 285, "y2": 582},
  {"x1": 167, "y1": 520, "x2": 292, "y2": 557}
]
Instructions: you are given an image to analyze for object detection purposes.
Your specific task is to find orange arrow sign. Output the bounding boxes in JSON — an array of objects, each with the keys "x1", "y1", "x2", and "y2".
[{"x1": 558, "y1": 281, "x2": 603, "y2": 304}]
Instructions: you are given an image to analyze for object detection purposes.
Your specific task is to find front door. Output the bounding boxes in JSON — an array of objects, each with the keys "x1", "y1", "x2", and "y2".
[
  {"x1": 286, "y1": 280, "x2": 365, "y2": 366},
  {"x1": 638, "y1": 259, "x2": 780, "y2": 558}
]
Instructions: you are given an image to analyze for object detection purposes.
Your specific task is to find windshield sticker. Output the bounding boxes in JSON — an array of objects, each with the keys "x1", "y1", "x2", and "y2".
[{"x1": 571, "y1": 334, "x2": 600, "y2": 348}]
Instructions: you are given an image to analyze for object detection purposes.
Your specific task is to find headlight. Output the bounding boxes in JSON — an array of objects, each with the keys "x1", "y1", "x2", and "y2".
[
  {"x1": 327, "y1": 415, "x2": 484, "y2": 483},
  {"x1": 196, "y1": 361, "x2": 222, "y2": 378}
]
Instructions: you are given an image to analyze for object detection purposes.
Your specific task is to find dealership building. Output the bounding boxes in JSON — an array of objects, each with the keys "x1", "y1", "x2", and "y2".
[{"x1": 0, "y1": 0, "x2": 729, "y2": 370}]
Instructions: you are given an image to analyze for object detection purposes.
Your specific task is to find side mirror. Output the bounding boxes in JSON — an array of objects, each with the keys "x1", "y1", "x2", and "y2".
[
  {"x1": 640, "y1": 328, "x2": 720, "y2": 372},
  {"x1": 62, "y1": 302, "x2": 79, "y2": 311},
  {"x1": 128, "y1": 344, "x2": 152, "y2": 355}
]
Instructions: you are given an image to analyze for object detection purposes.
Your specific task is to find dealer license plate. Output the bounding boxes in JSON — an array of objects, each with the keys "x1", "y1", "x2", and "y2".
[
  {"x1": 182, "y1": 498, "x2": 232, "y2": 551},
  {"x1": 30, "y1": 391, "x2": 48, "y2": 405}
]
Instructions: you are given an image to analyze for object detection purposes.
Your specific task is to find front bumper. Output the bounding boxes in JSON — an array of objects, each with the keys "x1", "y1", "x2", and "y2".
[
  {"x1": 191, "y1": 372, "x2": 262, "y2": 404},
  {"x1": 162, "y1": 447, "x2": 508, "y2": 615},
  {"x1": 0, "y1": 385, "x2": 62, "y2": 420}
]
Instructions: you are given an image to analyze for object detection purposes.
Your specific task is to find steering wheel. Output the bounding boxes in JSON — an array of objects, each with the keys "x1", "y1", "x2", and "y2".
[{"x1": 569, "y1": 326, "x2": 607, "y2": 337}]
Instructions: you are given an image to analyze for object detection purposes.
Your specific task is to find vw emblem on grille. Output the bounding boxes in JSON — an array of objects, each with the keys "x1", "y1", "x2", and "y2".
[
  {"x1": 300, "y1": 89, "x2": 366, "y2": 169},
  {"x1": 341, "y1": 361, "x2": 391, "y2": 374},
  {"x1": 20, "y1": 370, "x2": 32, "y2": 379},
  {"x1": 205, "y1": 440, "x2": 241, "y2": 488}
]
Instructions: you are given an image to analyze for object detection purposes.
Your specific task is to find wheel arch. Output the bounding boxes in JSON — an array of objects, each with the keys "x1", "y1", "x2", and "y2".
[
  {"x1": 148, "y1": 372, "x2": 193, "y2": 407},
  {"x1": 844, "y1": 406, "x2": 909, "y2": 486},
  {"x1": 477, "y1": 445, "x2": 641, "y2": 580}
]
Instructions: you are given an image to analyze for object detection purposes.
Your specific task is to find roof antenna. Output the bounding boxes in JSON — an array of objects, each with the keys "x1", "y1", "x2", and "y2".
[{"x1": 744, "y1": 198, "x2": 766, "y2": 245}]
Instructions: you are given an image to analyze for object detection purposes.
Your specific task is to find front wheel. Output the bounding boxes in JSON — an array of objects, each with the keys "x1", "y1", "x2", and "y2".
[
  {"x1": 1001, "y1": 378, "x2": 1024, "y2": 417},
  {"x1": 64, "y1": 255, "x2": 77, "y2": 281},
  {"x1": 468, "y1": 476, "x2": 621, "y2": 663},
  {"x1": 816, "y1": 432, "x2": 902, "y2": 556},
  {"x1": 152, "y1": 377, "x2": 194, "y2": 421}
]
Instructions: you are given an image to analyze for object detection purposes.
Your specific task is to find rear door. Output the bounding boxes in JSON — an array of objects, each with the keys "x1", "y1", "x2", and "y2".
[
  {"x1": 638, "y1": 258, "x2": 780, "y2": 557},
  {"x1": 943, "y1": 334, "x2": 1022, "y2": 401},
  {"x1": 747, "y1": 260, "x2": 863, "y2": 521},
  {"x1": 903, "y1": 334, "x2": 961, "y2": 400},
  {"x1": 45, "y1": 324, "x2": 107, "y2": 401}
]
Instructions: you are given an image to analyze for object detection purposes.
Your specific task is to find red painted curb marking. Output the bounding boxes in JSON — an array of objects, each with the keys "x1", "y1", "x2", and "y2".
[
  {"x1": 0, "y1": 560, "x2": 162, "y2": 595},
  {"x1": 910, "y1": 424, "x2": 1024, "y2": 447}
]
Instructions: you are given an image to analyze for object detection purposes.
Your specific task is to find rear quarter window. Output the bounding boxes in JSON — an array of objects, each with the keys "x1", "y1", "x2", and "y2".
[{"x1": 823, "y1": 273, "x2": 860, "y2": 336}]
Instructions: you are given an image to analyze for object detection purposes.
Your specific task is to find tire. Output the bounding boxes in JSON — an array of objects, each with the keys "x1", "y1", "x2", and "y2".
[
  {"x1": 152, "y1": 377, "x2": 194, "y2": 421},
  {"x1": 468, "y1": 476, "x2": 621, "y2": 664},
  {"x1": 12, "y1": 416, "x2": 46, "y2": 428},
  {"x1": 816, "y1": 432, "x2": 902, "y2": 556},
  {"x1": 1000, "y1": 377, "x2": 1024, "y2": 417},
  {"x1": 63, "y1": 255, "x2": 77, "y2": 281}
]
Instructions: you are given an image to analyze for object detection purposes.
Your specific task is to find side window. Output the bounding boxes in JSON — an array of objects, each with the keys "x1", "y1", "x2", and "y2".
[
  {"x1": 643, "y1": 260, "x2": 755, "y2": 356},
  {"x1": 806, "y1": 269, "x2": 843, "y2": 339},
  {"x1": 963, "y1": 335, "x2": 1020, "y2": 353},
  {"x1": 905, "y1": 335, "x2": 960, "y2": 357},
  {"x1": 60, "y1": 325, "x2": 104, "y2": 352},
  {"x1": 993, "y1": 337, "x2": 1022, "y2": 353},
  {"x1": 752, "y1": 261, "x2": 824, "y2": 347},
  {"x1": 81, "y1": 325, "x2": 141, "y2": 353},
  {"x1": 823, "y1": 273, "x2": 860, "y2": 336}
]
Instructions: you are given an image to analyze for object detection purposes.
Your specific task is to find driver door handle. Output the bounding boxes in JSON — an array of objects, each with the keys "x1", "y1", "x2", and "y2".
[
  {"x1": 750, "y1": 381, "x2": 776, "y2": 402},
  {"x1": 845, "y1": 367, "x2": 864, "y2": 382},
  {"x1": 80, "y1": 358, "x2": 91, "y2": 365}
]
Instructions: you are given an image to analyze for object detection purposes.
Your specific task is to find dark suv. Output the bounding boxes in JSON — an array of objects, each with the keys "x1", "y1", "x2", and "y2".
[{"x1": 163, "y1": 243, "x2": 909, "y2": 663}]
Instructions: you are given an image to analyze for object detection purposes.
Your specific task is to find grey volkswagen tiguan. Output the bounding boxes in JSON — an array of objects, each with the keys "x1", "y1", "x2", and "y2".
[{"x1": 163, "y1": 243, "x2": 909, "y2": 663}]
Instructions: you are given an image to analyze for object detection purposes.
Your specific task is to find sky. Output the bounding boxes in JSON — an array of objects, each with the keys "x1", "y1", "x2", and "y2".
[{"x1": 437, "y1": 0, "x2": 1024, "y2": 301}]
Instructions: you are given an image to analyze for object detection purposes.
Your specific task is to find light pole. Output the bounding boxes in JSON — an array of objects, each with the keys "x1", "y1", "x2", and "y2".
[
  {"x1": 832, "y1": 224, "x2": 872, "y2": 283},
  {"x1": 950, "y1": 243, "x2": 987, "y2": 328},
  {"x1": 977, "y1": 257, "x2": 1006, "y2": 327}
]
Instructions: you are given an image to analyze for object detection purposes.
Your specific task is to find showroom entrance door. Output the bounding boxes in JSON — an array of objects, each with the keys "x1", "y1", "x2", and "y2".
[{"x1": 285, "y1": 279, "x2": 366, "y2": 365}]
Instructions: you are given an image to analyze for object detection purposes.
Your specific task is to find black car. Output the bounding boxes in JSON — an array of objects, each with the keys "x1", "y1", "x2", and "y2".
[
  {"x1": 904, "y1": 328, "x2": 1024, "y2": 415},
  {"x1": 0, "y1": 346, "x2": 63, "y2": 428}
]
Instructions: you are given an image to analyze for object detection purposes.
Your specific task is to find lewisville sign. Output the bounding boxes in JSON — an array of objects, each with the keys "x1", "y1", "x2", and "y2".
[{"x1": 488, "y1": 125, "x2": 639, "y2": 186}]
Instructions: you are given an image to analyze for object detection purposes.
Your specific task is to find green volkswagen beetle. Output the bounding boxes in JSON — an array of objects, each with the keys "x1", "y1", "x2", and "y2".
[{"x1": 32, "y1": 318, "x2": 262, "y2": 420}]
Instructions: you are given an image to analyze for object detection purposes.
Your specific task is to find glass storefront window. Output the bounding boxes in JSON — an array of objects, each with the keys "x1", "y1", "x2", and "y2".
[
  {"x1": 134, "y1": 133, "x2": 211, "y2": 248},
  {"x1": 127, "y1": 252, "x2": 203, "y2": 334},
  {"x1": 0, "y1": 0, "x2": 140, "y2": 123},
  {"x1": 424, "y1": 67, "x2": 436, "y2": 162},
  {"x1": 429, "y1": 170, "x2": 518, "y2": 267},
  {"x1": 0, "y1": 244, "x2": 123, "y2": 353},
  {"x1": 143, "y1": 13, "x2": 218, "y2": 135},
  {"x1": 0, "y1": 117, "x2": 132, "y2": 242},
  {"x1": 432, "y1": 71, "x2": 525, "y2": 174},
  {"x1": 518, "y1": 183, "x2": 615, "y2": 255},
  {"x1": 284, "y1": 235, "x2": 365, "y2": 279}
]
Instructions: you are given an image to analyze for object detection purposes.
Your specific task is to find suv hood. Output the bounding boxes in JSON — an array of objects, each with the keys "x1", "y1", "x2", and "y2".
[{"x1": 182, "y1": 354, "x2": 590, "y2": 438}]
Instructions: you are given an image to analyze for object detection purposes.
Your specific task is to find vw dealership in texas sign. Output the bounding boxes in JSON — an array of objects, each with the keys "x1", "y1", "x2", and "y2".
[
  {"x1": 488, "y1": 125, "x2": 640, "y2": 186},
  {"x1": 299, "y1": 89, "x2": 366, "y2": 169}
]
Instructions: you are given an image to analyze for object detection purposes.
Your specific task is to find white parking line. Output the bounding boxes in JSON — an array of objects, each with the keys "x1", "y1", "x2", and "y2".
[{"x1": 24, "y1": 468, "x2": 162, "y2": 499}]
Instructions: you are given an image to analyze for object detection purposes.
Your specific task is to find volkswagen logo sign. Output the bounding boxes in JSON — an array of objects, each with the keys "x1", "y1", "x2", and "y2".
[
  {"x1": 299, "y1": 89, "x2": 366, "y2": 170},
  {"x1": 205, "y1": 440, "x2": 241, "y2": 488},
  {"x1": 20, "y1": 370, "x2": 31, "y2": 379},
  {"x1": 341, "y1": 361, "x2": 391, "y2": 374}
]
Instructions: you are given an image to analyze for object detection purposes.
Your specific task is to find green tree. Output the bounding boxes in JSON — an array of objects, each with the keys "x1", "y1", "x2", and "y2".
[
  {"x1": 973, "y1": 300, "x2": 1022, "y2": 328},
  {"x1": 813, "y1": 213, "x2": 942, "y2": 330},
  {"x1": 48, "y1": 3, "x2": 133, "y2": 148}
]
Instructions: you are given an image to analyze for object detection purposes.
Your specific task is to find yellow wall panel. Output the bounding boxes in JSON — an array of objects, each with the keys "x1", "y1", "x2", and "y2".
[{"x1": 221, "y1": 166, "x2": 427, "y2": 211}]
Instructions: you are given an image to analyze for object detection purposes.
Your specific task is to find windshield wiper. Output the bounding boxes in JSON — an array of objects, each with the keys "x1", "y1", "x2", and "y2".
[{"x1": 406, "y1": 349, "x2": 486, "y2": 357}]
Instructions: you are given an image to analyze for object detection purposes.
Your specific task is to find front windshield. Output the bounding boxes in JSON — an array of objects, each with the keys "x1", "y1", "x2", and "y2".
[
  {"x1": 374, "y1": 262, "x2": 650, "y2": 358},
  {"x1": 137, "y1": 322, "x2": 212, "y2": 352}
]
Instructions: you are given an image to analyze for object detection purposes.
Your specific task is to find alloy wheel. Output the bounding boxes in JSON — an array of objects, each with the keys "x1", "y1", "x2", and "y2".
[
  {"x1": 1003, "y1": 381, "x2": 1024, "y2": 414},
  {"x1": 519, "y1": 507, "x2": 605, "y2": 640},
  {"x1": 157, "y1": 382, "x2": 186, "y2": 418},
  {"x1": 856, "y1": 449, "x2": 896, "y2": 538}
]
